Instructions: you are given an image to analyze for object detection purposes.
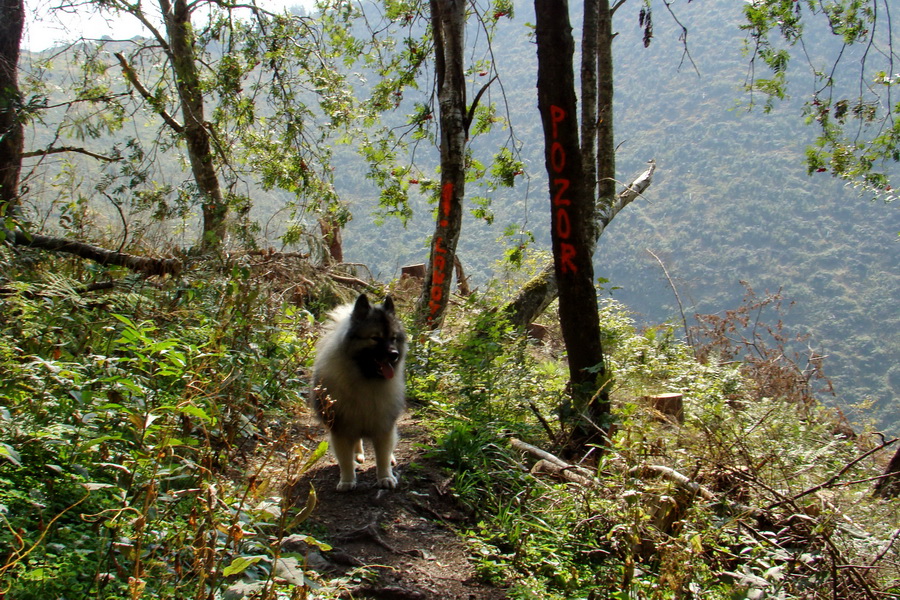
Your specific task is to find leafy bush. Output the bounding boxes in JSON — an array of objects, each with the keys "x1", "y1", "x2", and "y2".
[
  {"x1": 421, "y1": 295, "x2": 899, "y2": 599},
  {"x1": 0, "y1": 252, "x2": 325, "y2": 599},
  {"x1": 2, "y1": 251, "x2": 897, "y2": 599}
]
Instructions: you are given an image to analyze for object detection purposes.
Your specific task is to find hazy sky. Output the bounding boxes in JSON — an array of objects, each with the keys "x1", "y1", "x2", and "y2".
[
  {"x1": 22, "y1": 0, "x2": 312, "y2": 51},
  {"x1": 23, "y1": 0, "x2": 146, "y2": 50}
]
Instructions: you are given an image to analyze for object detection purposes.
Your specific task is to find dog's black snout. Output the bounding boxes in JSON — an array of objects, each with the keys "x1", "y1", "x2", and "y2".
[{"x1": 387, "y1": 348, "x2": 400, "y2": 363}]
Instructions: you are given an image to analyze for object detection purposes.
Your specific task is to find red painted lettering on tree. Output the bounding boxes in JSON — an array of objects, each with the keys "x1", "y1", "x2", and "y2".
[
  {"x1": 439, "y1": 182, "x2": 453, "y2": 227},
  {"x1": 556, "y1": 207, "x2": 571, "y2": 239},
  {"x1": 553, "y1": 179, "x2": 571, "y2": 206},
  {"x1": 548, "y1": 104, "x2": 578, "y2": 274},
  {"x1": 433, "y1": 255, "x2": 447, "y2": 284},
  {"x1": 550, "y1": 105, "x2": 566, "y2": 139},
  {"x1": 560, "y1": 243, "x2": 577, "y2": 274},
  {"x1": 550, "y1": 142, "x2": 566, "y2": 173},
  {"x1": 428, "y1": 232, "x2": 452, "y2": 320}
]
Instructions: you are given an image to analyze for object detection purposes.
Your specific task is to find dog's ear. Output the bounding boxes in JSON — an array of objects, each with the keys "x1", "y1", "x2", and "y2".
[
  {"x1": 351, "y1": 294, "x2": 371, "y2": 320},
  {"x1": 382, "y1": 296, "x2": 395, "y2": 314}
]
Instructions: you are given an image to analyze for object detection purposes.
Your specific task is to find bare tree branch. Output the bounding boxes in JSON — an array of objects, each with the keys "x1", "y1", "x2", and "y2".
[
  {"x1": 114, "y1": 52, "x2": 184, "y2": 134},
  {"x1": 767, "y1": 437, "x2": 899, "y2": 509},
  {"x1": 22, "y1": 146, "x2": 120, "y2": 163},
  {"x1": 500, "y1": 160, "x2": 656, "y2": 327},
  {"x1": 647, "y1": 246, "x2": 694, "y2": 348},
  {"x1": 463, "y1": 74, "x2": 497, "y2": 135}
]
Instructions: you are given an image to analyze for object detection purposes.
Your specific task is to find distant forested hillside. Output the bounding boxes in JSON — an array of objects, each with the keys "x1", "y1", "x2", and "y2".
[
  {"x1": 334, "y1": 0, "x2": 899, "y2": 431},
  {"x1": 598, "y1": 0, "x2": 899, "y2": 431}
]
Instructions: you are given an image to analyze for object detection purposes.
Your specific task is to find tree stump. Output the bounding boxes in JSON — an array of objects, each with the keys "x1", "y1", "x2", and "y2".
[
  {"x1": 400, "y1": 264, "x2": 426, "y2": 279},
  {"x1": 646, "y1": 393, "x2": 684, "y2": 424},
  {"x1": 526, "y1": 323, "x2": 550, "y2": 344}
]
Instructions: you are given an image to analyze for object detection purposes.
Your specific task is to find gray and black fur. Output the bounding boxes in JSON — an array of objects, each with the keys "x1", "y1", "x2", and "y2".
[{"x1": 310, "y1": 294, "x2": 407, "y2": 491}]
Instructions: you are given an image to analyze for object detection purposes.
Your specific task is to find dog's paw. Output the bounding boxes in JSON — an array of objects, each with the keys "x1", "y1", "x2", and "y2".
[
  {"x1": 336, "y1": 480, "x2": 357, "y2": 492},
  {"x1": 354, "y1": 452, "x2": 365, "y2": 464},
  {"x1": 376, "y1": 475, "x2": 398, "y2": 489}
]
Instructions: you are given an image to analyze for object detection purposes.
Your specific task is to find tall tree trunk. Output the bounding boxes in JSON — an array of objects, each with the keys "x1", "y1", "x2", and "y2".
[
  {"x1": 161, "y1": 0, "x2": 227, "y2": 251},
  {"x1": 416, "y1": 0, "x2": 467, "y2": 329},
  {"x1": 534, "y1": 0, "x2": 608, "y2": 446},
  {"x1": 581, "y1": 0, "x2": 599, "y2": 219},
  {"x1": 593, "y1": 0, "x2": 616, "y2": 255},
  {"x1": 501, "y1": 0, "x2": 630, "y2": 328},
  {"x1": 0, "y1": 0, "x2": 24, "y2": 217}
]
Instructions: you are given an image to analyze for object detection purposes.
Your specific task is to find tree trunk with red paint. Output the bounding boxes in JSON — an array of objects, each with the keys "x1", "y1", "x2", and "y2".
[
  {"x1": 534, "y1": 0, "x2": 610, "y2": 448},
  {"x1": 500, "y1": 0, "x2": 629, "y2": 330},
  {"x1": 498, "y1": 159, "x2": 654, "y2": 330},
  {"x1": 416, "y1": 0, "x2": 467, "y2": 329}
]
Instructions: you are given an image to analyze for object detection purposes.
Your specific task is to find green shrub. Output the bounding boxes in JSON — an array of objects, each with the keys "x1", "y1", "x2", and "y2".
[
  {"x1": 0, "y1": 257, "x2": 324, "y2": 599},
  {"x1": 422, "y1": 296, "x2": 898, "y2": 599}
]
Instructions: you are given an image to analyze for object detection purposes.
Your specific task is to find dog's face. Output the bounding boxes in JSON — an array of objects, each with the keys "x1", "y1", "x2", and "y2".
[{"x1": 346, "y1": 294, "x2": 406, "y2": 380}]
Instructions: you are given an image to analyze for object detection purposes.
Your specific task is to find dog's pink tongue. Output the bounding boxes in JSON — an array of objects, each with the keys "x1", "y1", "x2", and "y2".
[{"x1": 380, "y1": 361, "x2": 395, "y2": 379}]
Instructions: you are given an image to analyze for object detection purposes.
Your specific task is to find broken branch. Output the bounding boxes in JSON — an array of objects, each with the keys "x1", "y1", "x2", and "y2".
[
  {"x1": 510, "y1": 438, "x2": 595, "y2": 481},
  {"x1": 22, "y1": 146, "x2": 120, "y2": 163}
]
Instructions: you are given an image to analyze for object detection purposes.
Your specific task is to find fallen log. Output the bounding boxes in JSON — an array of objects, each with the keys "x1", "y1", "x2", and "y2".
[
  {"x1": 6, "y1": 229, "x2": 181, "y2": 276},
  {"x1": 629, "y1": 464, "x2": 716, "y2": 501},
  {"x1": 511, "y1": 439, "x2": 765, "y2": 519}
]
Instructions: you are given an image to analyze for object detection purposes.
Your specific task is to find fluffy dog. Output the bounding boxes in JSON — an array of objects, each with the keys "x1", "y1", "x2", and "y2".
[{"x1": 310, "y1": 294, "x2": 407, "y2": 491}]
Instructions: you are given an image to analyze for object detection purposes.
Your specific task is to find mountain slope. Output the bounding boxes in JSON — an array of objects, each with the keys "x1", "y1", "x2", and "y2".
[{"x1": 341, "y1": 0, "x2": 899, "y2": 430}]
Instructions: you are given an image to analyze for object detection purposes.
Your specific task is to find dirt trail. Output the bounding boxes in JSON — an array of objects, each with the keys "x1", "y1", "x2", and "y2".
[{"x1": 286, "y1": 414, "x2": 508, "y2": 600}]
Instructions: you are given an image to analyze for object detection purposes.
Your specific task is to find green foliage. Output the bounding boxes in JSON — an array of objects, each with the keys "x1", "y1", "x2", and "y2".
[
  {"x1": 18, "y1": 0, "x2": 898, "y2": 432},
  {"x1": 0, "y1": 252, "x2": 324, "y2": 599},
  {"x1": 489, "y1": 147, "x2": 525, "y2": 189},
  {"x1": 417, "y1": 295, "x2": 899, "y2": 599},
  {"x1": 309, "y1": 0, "x2": 527, "y2": 232},
  {"x1": 0, "y1": 246, "x2": 896, "y2": 599},
  {"x1": 740, "y1": 0, "x2": 899, "y2": 194},
  {"x1": 21, "y1": 1, "x2": 378, "y2": 252},
  {"x1": 407, "y1": 294, "x2": 565, "y2": 431},
  {"x1": 11, "y1": 2, "x2": 900, "y2": 594}
]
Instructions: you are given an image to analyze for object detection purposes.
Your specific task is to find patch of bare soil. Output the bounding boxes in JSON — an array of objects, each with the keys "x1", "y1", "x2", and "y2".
[{"x1": 284, "y1": 413, "x2": 508, "y2": 600}]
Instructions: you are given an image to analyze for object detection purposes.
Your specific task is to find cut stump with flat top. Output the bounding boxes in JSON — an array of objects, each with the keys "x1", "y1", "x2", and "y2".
[{"x1": 647, "y1": 393, "x2": 684, "y2": 424}]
